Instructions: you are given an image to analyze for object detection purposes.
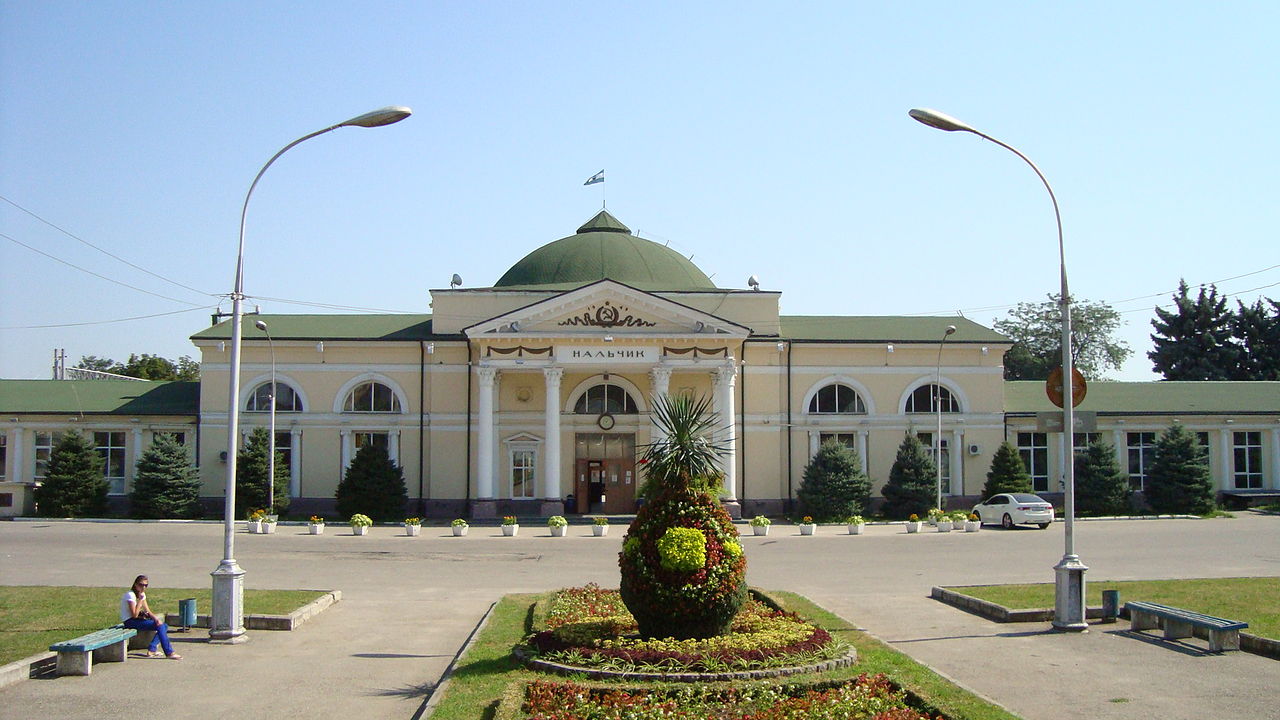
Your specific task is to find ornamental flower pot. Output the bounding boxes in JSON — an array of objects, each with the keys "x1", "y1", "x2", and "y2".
[
  {"x1": 261, "y1": 521, "x2": 277, "y2": 534},
  {"x1": 405, "y1": 524, "x2": 421, "y2": 537},
  {"x1": 965, "y1": 520, "x2": 981, "y2": 532},
  {"x1": 452, "y1": 525, "x2": 468, "y2": 536},
  {"x1": 937, "y1": 520, "x2": 952, "y2": 533},
  {"x1": 352, "y1": 525, "x2": 369, "y2": 536},
  {"x1": 798, "y1": 523, "x2": 816, "y2": 536},
  {"x1": 905, "y1": 521, "x2": 922, "y2": 533},
  {"x1": 502, "y1": 524, "x2": 519, "y2": 537},
  {"x1": 592, "y1": 524, "x2": 608, "y2": 537},
  {"x1": 847, "y1": 523, "x2": 865, "y2": 535},
  {"x1": 246, "y1": 520, "x2": 261, "y2": 534},
  {"x1": 752, "y1": 525, "x2": 769, "y2": 536},
  {"x1": 549, "y1": 525, "x2": 567, "y2": 537},
  {"x1": 308, "y1": 523, "x2": 324, "y2": 535}
]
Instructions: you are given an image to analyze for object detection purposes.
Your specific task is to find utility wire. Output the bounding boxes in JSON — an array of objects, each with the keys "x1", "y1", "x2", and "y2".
[
  {"x1": 1, "y1": 195, "x2": 214, "y2": 298},
  {"x1": 1, "y1": 305, "x2": 217, "y2": 330},
  {"x1": 2, "y1": 232, "x2": 206, "y2": 306},
  {"x1": 249, "y1": 295, "x2": 419, "y2": 314}
]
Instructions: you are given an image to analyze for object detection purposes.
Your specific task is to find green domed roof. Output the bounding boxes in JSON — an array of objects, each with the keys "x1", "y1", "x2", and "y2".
[{"x1": 494, "y1": 211, "x2": 716, "y2": 290}]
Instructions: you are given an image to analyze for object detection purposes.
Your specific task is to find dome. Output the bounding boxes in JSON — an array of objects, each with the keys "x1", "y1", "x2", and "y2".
[{"x1": 494, "y1": 211, "x2": 716, "y2": 291}]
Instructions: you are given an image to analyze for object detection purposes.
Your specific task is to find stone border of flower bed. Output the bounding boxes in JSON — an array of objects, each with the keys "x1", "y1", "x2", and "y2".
[
  {"x1": 512, "y1": 644, "x2": 858, "y2": 683},
  {"x1": 931, "y1": 585, "x2": 1280, "y2": 661}
]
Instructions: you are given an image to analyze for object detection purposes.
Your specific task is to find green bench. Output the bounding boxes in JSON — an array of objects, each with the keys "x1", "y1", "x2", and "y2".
[
  {"x1": 1125, "y1": 600, "x2": 1248, "y2": 652},
  {"x1": 49, "y1": 625, "x2": 138, "y2": 676}
]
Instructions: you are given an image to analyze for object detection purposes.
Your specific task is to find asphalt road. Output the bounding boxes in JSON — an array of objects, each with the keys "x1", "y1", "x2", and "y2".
[{"x1": 1, "y1": 513, "x2": 1277, "y2": 719}]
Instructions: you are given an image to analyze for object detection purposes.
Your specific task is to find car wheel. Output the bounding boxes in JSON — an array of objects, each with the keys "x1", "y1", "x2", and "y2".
[
  {"x1": 1001, "y1": 513, "x2": 1014, "y2": 529},
  {"x1": 1037, "y1": 522, "x2": 1050, "y2": 529}
]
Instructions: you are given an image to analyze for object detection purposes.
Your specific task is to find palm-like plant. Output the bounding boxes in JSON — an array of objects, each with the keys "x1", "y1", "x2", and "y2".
[{"x1": 638, "y1": 393, "x2": 729, "y2": 496}]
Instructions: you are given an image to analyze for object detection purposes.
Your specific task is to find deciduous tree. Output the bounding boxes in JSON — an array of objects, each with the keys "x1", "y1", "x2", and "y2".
[{"x1": 994, "y1": 294, "x2": 1131, "y2": 380}]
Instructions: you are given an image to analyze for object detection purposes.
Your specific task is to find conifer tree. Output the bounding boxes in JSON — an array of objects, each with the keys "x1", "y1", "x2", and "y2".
[
  {"x1": 1073, "y1": 440, "x2": 1131, "y2": 516},
  {"x1": 235, "y1": 427, "x2": 290, "y2": 517},
  {"x1": 1149, "y1": 280, "x2": 1240, "y2": 380},
  {"x1": 334, "y1": 443, "x2": 407, "y2": 522},
  {"x1": 982, "y1": 441, "x2": 1033, "y2": 497},
  {"x1": 797, "y1": 439, "x2": 871, "y2": 521},
  {"x1": 1231, "y1": 298, "x2": 1280, "y2": 380},
  {"x1": 880, "y1": 432, "x2": 938, "y2": 520},
  {"x1": 34, "y1": 432, "x2": 109, "y2": 517},
  {"x1": 1145, "y1": 424, "x2": 1214, "y2": 515},
  {"x1": 131, "y1": 434, "x2": 202, "y2": 518}
]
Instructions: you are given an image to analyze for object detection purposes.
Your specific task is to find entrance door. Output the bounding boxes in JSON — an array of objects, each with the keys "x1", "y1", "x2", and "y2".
[{"x1": 574, "y1": 433, "x2": 637, "y2": 514}]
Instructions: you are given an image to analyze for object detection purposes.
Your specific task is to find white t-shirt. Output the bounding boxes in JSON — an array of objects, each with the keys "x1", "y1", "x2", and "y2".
[{"x1": 121, "y1": 590, "x2": 144, "y2": 621}]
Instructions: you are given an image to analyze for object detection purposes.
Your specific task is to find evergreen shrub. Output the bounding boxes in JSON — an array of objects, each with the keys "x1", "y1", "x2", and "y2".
[
  {"x1": 982, "y1": 441, "x2": 1033, "y2": 497},
  {"x1": 335, "y1": 443, "x2": 408, "y2": 522},
  {"x1": 796, "y1": 439, "x2": 870, "y2": 522},
  {"x1": 235, "y1": 427, "x2": 290, "y2": 517},
  {"x1": 1145, "y1": 424, "x2": 1215, "y2": 514},
  {"x1": 880, "y1": 432, "x2": 937, "y2": 520},
  {"x1": 34, "y1": 431, "x2": 108, "y2": 517},
  {"x1": 1074, "y1": 441, "x2": 1131, "y2": 516},
  {"x1": 130, "y1": 434, "x2": 201, "y2": 518}
]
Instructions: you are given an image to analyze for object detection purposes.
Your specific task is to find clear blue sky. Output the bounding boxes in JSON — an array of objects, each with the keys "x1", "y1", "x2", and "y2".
[{"x1": 3, "y1": 2, "x2": 1277, "y2": 380}]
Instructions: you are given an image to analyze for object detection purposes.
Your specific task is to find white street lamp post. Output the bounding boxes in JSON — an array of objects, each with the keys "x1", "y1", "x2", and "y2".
[
  {"x1": 909, "y1": 108, "x2": 1086, "y2": 631},
  {"x1": 935, "y1": 324, "x2": 956, "y2": 511},
  {"x1": 211, "y1": 106, "x2": 411, "y2": 643},
  {"x1": 254, "y1": 320, "x2": 277, "y2": 514}
]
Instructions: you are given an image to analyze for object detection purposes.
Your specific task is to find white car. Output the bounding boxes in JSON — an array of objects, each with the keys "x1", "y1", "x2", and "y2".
[{"x1": 973, "y1": 493, "x2": 1055, "y2": 529}]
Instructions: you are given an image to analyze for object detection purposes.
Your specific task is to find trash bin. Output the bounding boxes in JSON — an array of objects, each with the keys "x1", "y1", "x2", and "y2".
[
  {"x1": 1101, "y1": 590, "x2": 1120, "y2": 623},
  {"x1": 178, "y1": 598, "x2": 197, "y2": 631}
]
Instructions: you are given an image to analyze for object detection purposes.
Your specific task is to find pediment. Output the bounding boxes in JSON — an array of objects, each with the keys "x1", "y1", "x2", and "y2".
[{"x1": 463, "y1": 280, "x2": 749, "y2": 339}]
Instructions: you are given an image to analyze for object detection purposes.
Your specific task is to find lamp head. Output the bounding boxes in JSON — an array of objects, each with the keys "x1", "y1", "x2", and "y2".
[
  {"x1": 254, "y1": 320, "x2": 268, "y2": 332},
  {"x1": 945, "y1": 325, "x2": 957, "y2": 336},
  {"x1": 909, "y1": 108, "x2": 976, "y2": 134},
  {"x1": 341, "y1": 106, "x2": 412, "y2": 128}
]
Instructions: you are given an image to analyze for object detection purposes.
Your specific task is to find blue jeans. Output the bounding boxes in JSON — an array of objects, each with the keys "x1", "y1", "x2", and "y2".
[{"x1": 122, "y1": 617, "x2": 174, "y2": 656}]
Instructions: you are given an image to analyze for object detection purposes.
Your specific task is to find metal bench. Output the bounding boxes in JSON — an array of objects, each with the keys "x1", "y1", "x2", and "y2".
[
  {"x1": 49, "y1": 625, "x2": 138, "y2": 676},
  {"x1": 1124, "y1": 601, "x2": 1248, "y2": 652}
]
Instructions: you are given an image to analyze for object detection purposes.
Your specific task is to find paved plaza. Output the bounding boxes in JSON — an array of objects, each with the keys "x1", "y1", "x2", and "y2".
[{"x1": 1, "y1": 513, "x2": 1278, "y2": 719}]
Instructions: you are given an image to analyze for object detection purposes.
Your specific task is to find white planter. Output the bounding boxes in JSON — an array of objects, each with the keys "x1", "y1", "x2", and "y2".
[
  {"x1": 405, "y1": 524, "x2": 421, "y2": 537},
  {"x1": 752, "y1": 525, "x2": 770, "y2": 536},
  {"x1": 262, "y1": 522, "x2": 277, "y2": 534},
  {"x1": 452, "y1": 525, "x2": 468, "y2": 536},
  {"x1": 549, "y1": 525, "x2": 567, "y2": 537},
  {"x1": 906, "y1": 521, "x2": 922, "y2": 533},
  {"x1": 308, "y1": 524, "x2": 324, "y2": 535},
  {"x1": 964, "y1": 520, "x2": 981, "y2": 532},
  {"x1": 246, "y1": 520, "x2": 261, "y2": 534},
  {"x1": 937, "y1": 520, "x2": 952, "y2": 532},
  {"x1": 847, "y1": 523, "x2": 865, "y2": 535},
  {"x1": 502, "y1": 524, "x2": 519, "y2": 536},
  {"x1": 799, "y1": 524, "x2": 816, "y2": 536},
  {"x1": 592, "y1": 525, "x2": 609, "y2": 537},
  {"x1": 352, "y1": 525, "x2": 369, "y2": 536}
]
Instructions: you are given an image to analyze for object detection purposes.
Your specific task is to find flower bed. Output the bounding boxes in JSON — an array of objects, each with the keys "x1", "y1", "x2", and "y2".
[
  {"x1": 525, "y1": 585, "x2": 848, "y2": 674},
  {"x1": 518, "y1": 674, "x2": 937, "y2": 719}
]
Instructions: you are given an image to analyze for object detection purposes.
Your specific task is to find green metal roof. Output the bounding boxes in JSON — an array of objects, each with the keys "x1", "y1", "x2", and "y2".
[
  {"x1": 1004, "y1": 380, "x2": 1280, "y2": 415},
  {"x1": 0, "y1": 380, "x2": 199, "y2": 416},
  {"x1": 494, "y1": 210, "x2": 717, "y2": 291},
  {"x1": 779, "y1": 316, "x2": 1009, "y2": 343},
  {"x1": 192, "y1": 314, "x2": 433, "y2": 341}
]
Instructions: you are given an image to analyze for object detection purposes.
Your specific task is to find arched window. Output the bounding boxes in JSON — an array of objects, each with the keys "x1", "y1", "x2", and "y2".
[
  {"x1": 573, "y1": 383, "x2": 638, "y2": 415},
  {"x1": 246, "y1": 382, "x2": 303, "y2": 412},
  {"x1": 807, "y1": 383, "x2": 866, "y2": 414},
  {"x1": 905, "y1": 383, "x2": 960, "y2": 413},
  {"x1": 343, "y1": 381, "x2": 402, "y2": 413}
]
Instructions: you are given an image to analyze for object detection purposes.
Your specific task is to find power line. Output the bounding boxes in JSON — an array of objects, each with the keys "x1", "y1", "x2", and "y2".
[
  {"x1": 249, "y1": 295, "x2": 419, "y2": 314},
  {"x1": 1, "y1": 305, "x2": 217, "y2": 330},
  {"x1": 1, "y1": 194, "x2": 214, "y2": 298},
  {"x1": 1, "y1": 232, "x2": 206, "y2": 306}
]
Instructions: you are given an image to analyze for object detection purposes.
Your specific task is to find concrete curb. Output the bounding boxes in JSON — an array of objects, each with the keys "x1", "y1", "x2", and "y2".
[
  {"x1": 0, "y1": 652, "x2": 56, "y2": 690},
  {"x1": 419, "y1": 600, "x2": 498, "y2": 720}
]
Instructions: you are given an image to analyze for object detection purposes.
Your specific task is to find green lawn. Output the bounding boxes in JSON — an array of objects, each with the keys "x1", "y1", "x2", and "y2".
[
  {"x1": 950, "y1": 577, "x2": 1280, "y2": 640},
  {"x1": 428, "y1": 591, "x2": 1022, "y2": 720},
  {"x1": 0, "y1": 586, "x2": 325, "y2": 666}
]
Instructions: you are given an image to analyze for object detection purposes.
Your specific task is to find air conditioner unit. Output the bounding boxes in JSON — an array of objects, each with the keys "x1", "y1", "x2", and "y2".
[{"x1": 967, "y1": 443, "x2": 981, "y2": 456}]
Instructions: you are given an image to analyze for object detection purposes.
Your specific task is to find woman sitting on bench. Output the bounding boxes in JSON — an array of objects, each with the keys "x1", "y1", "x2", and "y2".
[{"x1": 121, "y1": 575, "x2": 181, "y2": 659}]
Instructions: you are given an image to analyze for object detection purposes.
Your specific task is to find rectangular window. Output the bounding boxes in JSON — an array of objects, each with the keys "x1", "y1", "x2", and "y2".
[
  {"x1": 916, "y1": 432, "x2": 952, "y2": 494},
  {"x1": 818, "y1": 432, "x2": 858, "y2": 451},
  {"x1": 1127, "y1": 432, "x2": 1157, "y2": 491},
  {"x1": 1017, "y1": 432, "x2": 1049, "y2": 493},
  {"x1": 95, "y1": 431, "x2": 127, "y2": 495},
  {"x1": 158, "y1": 431, "x2": 187, "y2": 446},
  {"x1": 273, "y1": 432, "x2": 292, "y2": 478},
  {"x1": 34, "y1": 432, "x2": 54, "y2": 481},
  {"x1": 1233, "y1": 431, "x2": 1263, "y2": 490},
  {"x1": 354, "y1": 432, "x2": 388, "y2": 454},
  {"x1": 511, "y1": 449, "x2": 536, "y2": 498},
  {"x1": 1072, "y1": 432, "x2": 1101, "y2": 456},
  {"x1": 0, "y1": 434, "x2": 6, "y2": 481}
]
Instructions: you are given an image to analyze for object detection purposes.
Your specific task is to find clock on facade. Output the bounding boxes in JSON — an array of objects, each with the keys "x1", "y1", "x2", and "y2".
[{"x1": 597, "y1": 413, "x2": 615, "y2": 430}]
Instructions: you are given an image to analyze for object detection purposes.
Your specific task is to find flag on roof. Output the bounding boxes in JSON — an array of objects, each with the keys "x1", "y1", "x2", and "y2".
[{"x1": 583, "y1": 169, "x2": 605, "y2": 186}]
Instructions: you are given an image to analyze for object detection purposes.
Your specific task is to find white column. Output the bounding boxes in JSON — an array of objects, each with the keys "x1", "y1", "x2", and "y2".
[
  {"x1": 339, "y1": 430, "x2": 352, "y2": 474},
  {"x1": 1270, "y1": 429, "x2": 1280, "y2": 490},
  {"x1": 1057, "y1": 433, "x2": 1067, "y2": 492},
  {"x1": 648, "y1": 366, "x2": 672, "y2": 442},
  {"x1": 714, "y1": 362, "x2": 738, "y2": 501},
  {"x1": 289, "y1": 428, "x2": 302, "y2": 497},
  {"x1": 1220, "y1": 428, "x2": 1233, "y2": 490},
  {"x1": 130, "y1": 428, "x2": 143, "y2": 495},
  {"x1": 9, "y1": 428, "x2": 23, "y2": 483},
  {"x1": 1112, "y1": 430, "x2": 1126, "y2": 470},
  {"x1": 857, "y1": 430, "x2": 869, "y2": 476},
  {"x1": 542, "y1": 367, "x2": 564, "y2": 500},
  {"x1": 389, "y1": 430, "x2": 401, "y2": 465},
  {"x1": 477, "y1": 366, "x2": 499, "y2": 499},
  {"x1": 951, "y1": 429, "x2": 964, "y2": 495},
  {"x1": 808, "y1": 430, "x2": 820, "y2": 458}
]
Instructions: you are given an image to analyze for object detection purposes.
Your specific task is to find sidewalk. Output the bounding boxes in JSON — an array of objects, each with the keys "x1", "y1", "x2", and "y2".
[{"x1": 1, "y1": 514, "x2": 1277, "y2": 719}]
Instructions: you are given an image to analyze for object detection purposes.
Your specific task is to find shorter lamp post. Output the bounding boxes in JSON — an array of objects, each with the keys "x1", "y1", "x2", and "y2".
[
  {"x1": 254, "y1": 320, "x2": 277, "y2": 513},
  {"x1": 935, "y1": 324, "x2": 957, "y2": 510}
]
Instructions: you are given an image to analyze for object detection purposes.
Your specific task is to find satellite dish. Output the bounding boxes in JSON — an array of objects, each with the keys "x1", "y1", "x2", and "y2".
[
  {"x1": 747, "y1": 274, "x2": 760, "y2": 290},
  {"x1": 450, "y1": 273, "x2": 463, "y2": 289}
]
